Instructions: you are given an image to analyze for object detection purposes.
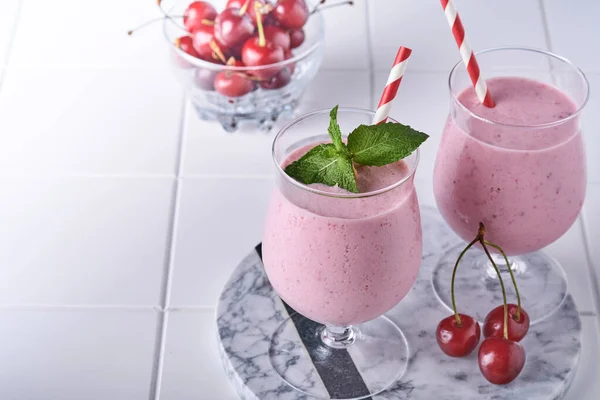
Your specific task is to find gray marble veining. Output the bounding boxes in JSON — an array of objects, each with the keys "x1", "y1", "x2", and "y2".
[{"x1": 217, "y1": 207, "x2": 582, "y2": 400}]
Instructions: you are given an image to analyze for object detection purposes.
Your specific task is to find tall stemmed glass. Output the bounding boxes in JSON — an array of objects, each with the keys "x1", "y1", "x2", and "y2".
[
  {"x1": 263, "y1": 108, "x2": 422, "y2": 399},
  {"x1": 432, "y1": 47, "x2": 589, "y2": 324}
]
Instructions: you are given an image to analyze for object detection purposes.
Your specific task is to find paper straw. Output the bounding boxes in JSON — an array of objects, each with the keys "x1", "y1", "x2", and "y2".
[
  {"x1": 440, "y1": 0, "x2": 495, "y2": 107},
  {"x1": 373, "y1": 46, "x2": 412, "y2": 124}
]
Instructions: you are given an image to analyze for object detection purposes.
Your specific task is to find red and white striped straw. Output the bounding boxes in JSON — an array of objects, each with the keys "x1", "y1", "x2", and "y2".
[
  {"x1": 440, "y1": 0, "x2": 495, "y2": 108},
  {"x1": 373, "y1": 46, "x2": 412, "y2": 125}
]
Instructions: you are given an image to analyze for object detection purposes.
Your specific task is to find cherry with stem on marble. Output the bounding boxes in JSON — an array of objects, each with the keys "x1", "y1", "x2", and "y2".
[{"x1": 436, "y1": 222, "x2": 529, "y2": 385}]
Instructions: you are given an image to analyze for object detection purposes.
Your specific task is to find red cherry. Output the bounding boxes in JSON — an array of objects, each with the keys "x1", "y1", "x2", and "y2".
[
  {"x1": 288, "y1": 28, "x2": 305, "y2": 49},
  {"x1": 176, "y1": 36, "x2": 200, "y2": 58},
  {"x1": 194, "y1": 68, "x2": 217, "y2": 91},
  {"x1": 264, "y1": 25, "x2": 291, "y2": 51},
  {"x1": 226, "y1": 42, "x2": 244, "y2": 60},
  {"x1": 478, "y1": 337, "x2": 526, "y2": 385},
  {"x1": 172, "y1": 36, "x2": 200, "y2": 69},
  {"x1": 436, "y1": 314, "x2": 481, "y2": 357},
  {"x1": 184, "y1": 1, "x2": 218, "y2": 32},
  {"x1": 241, "y1": 37, "x2": 285, "y2": 80},
  {"x1": 483, "y1": 304, "x2": 530, "y2": 343},
  {"x1": 227, "y1": 0, "x2": 271, "y2": 25},
  {"x1": 272, "y1": 0, "x2": 309, "y2": 29},
  {"x1": 214, "y1": 71, "x2": 255, "y2": 97},
  {"x1": 260, "y1": 67, "x2": 291, "y2": 89},
  {"x1": 214, "y1": 8, "x2": 255, "y2": 48},
  {"x1": 190, "y1": 23, "x2": 217, "y2": 61},
  {"x1": 284, "y1": 49, "x2": 295, "y2": 74}
]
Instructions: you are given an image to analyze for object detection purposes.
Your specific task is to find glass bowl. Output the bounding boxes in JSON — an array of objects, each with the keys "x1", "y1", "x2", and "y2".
[{"x1": 163, "y1": 0, "x2": 325, "y2": 132}]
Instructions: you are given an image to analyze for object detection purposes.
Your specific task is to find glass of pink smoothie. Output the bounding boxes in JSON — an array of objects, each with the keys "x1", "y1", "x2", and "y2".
[
  {"x1": 433, "y1": 47, "x2": 589, "y2": 324},
  {"x1": 263, "y1": 108, "x2": 422, "y2": 399}
]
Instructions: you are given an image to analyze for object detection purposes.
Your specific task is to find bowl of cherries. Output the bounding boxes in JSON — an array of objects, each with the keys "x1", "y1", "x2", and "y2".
[{"x1": 162, "y1": 0, "x2": 328, "y2": 132}]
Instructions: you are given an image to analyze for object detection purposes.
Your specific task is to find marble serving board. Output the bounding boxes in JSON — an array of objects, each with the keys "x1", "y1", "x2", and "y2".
[{"x1": 216, "y1": 207, "x2": 582, "y2": 400}]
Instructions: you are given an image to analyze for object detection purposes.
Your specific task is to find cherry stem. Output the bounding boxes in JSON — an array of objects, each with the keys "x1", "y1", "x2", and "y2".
[
  {"x1": 255, "y1": 2, "x2": 266, "y2": 47},
  {"x1": 157, "y1": 0, "x2": 185, "y2": 31},
  {"x1": 310, "y1": 0, "x2": 353, "y2": 15},
  {"x1": 484, "y1": 240, "x2": 522, "y2": 321},
  {"x1": 210, "y1": 40, "x2": 227, "y2": 63},
  {"x1": 479, "y1": 231, "x2": 509, "y2": 341},
  {"x1": 127, "y1": 15, "x2": 185, "y2": 35},
  {"x1": 451, "y1": 236, "x2": 480, "y2": 326},
  {"x1": 240, "y1": 0, "x2": 252, "y2": 15},
  {"x1": 310, "y1": 0, "x2": 327, "y2": 14}
]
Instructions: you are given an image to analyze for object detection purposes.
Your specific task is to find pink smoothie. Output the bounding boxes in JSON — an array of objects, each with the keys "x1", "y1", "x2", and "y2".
[
  {"x1": 263, "y1": 146, "x2": 422, "y2": 326},
  {"x1": 434, "y1": 77, "x2": 586, "y2": 255}
]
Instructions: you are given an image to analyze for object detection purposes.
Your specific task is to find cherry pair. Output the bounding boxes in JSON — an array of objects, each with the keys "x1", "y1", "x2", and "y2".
[{"x1": 436, "y1": 223, "x2": 530, "y2": 385}]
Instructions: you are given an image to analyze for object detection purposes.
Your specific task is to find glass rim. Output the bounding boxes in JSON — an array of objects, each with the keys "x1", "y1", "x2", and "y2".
[
  {"x1": 161, "y1": 1, "x2": 325, "y2": 72},
  {"x1": 448, "y1": 46, "x2": 590, "y2": 129},
  {"x1": 272, "y1": 107, "x2": 420, "y2": 199}
]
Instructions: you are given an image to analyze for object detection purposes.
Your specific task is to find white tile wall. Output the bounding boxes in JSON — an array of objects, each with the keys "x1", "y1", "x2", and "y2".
[
  {"x1": 582, "y1": 184, "x2": 600, "y2": 285},
  {"x1": 9, "y1": 0, "x2": 172, "y2": 68},
  {"x1": 0, "y1": 309, "x2": 159, "y2": 400},
  {"x1": 168, "y1": 177, "x2": 273, "y2": 307},
  {"x1": 0, "y1": 67, "x2": 183, "y2": 175},
  {"x1": 582, "y1": 74, "x2": 599, "y2": 183},
  {"x1": 0, "y1": 177, "x2": 173, "y2": 306},
  {"x1": 320, "y1": 0, "x2": 369, "y2": 70},
  {"x1": 544, "y1": 0, "x2": 600, "y2": 74},
  {"x1": 158, "y1": 310, "x2": 238, "y2": 400},
  {"x1": 182, "y1": 70, "x2": 370, "y2": 176},
  {"x1": 367, "y1": 0, "x2": 548, "y2": 72},
  {"x1": 0, "y1": 0, "x2": 20, "y2": 68},
  {"x1": 0, "y1": 0, "x2": 598, "y2": 398}
]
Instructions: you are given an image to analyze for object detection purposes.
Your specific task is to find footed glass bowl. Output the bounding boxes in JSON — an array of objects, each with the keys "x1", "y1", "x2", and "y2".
[{"x1": 163, "y1": 0, "x2": 325, "y2": 132}]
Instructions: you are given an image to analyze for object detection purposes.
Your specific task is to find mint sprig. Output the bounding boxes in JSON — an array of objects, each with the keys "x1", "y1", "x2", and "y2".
[{"x1": 284, "y1": 106, "x2": 428, "y2": 193}]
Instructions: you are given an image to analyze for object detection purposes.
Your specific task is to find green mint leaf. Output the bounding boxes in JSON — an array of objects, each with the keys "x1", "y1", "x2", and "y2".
[
  {"x1": 347, "y1": 122, "x2": 429, "y2": 166},
  {"x1": 328, "y1": 105, "x2": 346, "y2": 154},
  {"x1": 284, "y1": 143, "x2": 358, "y2": 193}
]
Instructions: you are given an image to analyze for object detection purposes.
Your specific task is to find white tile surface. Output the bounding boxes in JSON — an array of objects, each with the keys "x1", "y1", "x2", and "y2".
[
  {"x1": 182, "y1": 70, "x2": 370, "y2": 176},
  {"x1": 9, "y1": 0, "x2": 172, "y2": 68},
  {"x1": 372, "y1": 71, "x2": 448, "y2": 183},
  {"x1": 0, "y1": 177, "x2": 173, "y2": 306},
  {"x1": 0, "y1": 67, "x2": 182, "y2": 175},
  {"x1": 582, "y1": 184, "x2": 600, "y2": 280},
  {"x1": 563, "y1": 315, "x2": 600, "y2": 400},
  {"x1": 368, "y1": 0, "x2": 547, "y2": 72},
  {"x1": 158, "y1": 310, "x2": 237, "y2": 400},
  {"x1": 0, "y1": 309, "x2": 158, "y2": 400},
  {"x1": 545, "y1": 0, "x2": 600, "y2": 74},
  {"x1": 582, "y1": 74, "x2": 599, "y2": 183},
  {"x1": 320, "y1": 0, "x2": 369, "y2": 70},
  {"x1": 0, "y1": 0, "x2": 20, "y2": 67},
  {"x1": 544, "y1": 219, "x2": 597, "y2": 314},
  {"x1": 169, "y1": 177, "x2": 273, "y2": 307}
]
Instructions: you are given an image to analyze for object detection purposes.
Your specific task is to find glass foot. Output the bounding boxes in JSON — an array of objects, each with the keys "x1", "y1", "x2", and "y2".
[
  {"x1": 269, "y1": 313, "x2": 408, "y2": 400},
  {"x1": 432, "y1": 244, "x2": 567, "y2": 324}
]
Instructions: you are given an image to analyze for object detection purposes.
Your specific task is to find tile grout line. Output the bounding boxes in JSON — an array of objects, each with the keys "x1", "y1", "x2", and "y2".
[
  {"x1": 538, "y1": 0, "x2": 560, "y2": 87},
  {"x1": 0, "y1": 304, "x2": 161, "y2": 311},
  {"x1": 149, "y1": 92, "x2": 189, "y2": 400},
  {"x1": 0, "y1": 0, "x2": 23, "y2": 90},
  {"x1": 363, "y1": 0, "x2": 375, "y2": 109}
]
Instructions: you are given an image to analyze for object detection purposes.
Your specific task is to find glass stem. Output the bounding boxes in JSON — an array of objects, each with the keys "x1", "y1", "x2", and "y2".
[
  {"x1": 485, "y1": 253, "x2": 523, "y2": 279},
  {"x1": 320, "y1": 325, "x2": 356, "y2": 349}
]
